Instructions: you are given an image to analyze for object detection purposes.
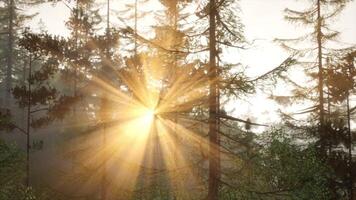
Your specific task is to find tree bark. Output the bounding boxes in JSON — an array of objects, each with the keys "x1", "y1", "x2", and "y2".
[{"x1": 208, "y1": 0, "x2": 219, "y2": 199}]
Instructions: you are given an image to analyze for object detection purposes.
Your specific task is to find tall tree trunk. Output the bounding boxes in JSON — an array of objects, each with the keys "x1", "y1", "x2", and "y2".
[
  {"x1": 22, "y1": 58, "x2": 27, "y2": 128},
  {"x1": 73, "y1": 0, "x2": 79, "y2": 98},
  {"x1": 6, "y1": 0, "x2": 14, "y2": 106},
  {"x1": 101, "y1": 1, "x2": 110, "y2": 199},
  {"x1": 317, "y1": 0, "x2": 325, "y2": 149},
  {"x1": 346, "y1": 91, "x2": 353, "y2": 200},
  {"x1": 326, "y1": 57, "x2": 331, "y2": 154},
  {"x1": 326, "y1": 58, "x2": 331, "y2": 116},
  {"x1": 26, "y1": 54, "x2": 32, "y2": 187},
  {"x1": 208, "y1": 0, "x2": 219, "y2": 199}
]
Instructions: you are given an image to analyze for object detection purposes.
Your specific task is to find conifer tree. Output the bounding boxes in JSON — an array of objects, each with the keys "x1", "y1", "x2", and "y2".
[
  {"x1": 12, "y1": 32, "x2": 78, "y2": 186},
  {"x1": 118, "y1": 0, "x2": 149, "y2": 55},
  {"x1": 0, "y1": 0, "x2": 44, "y2": 107},
  {"x1": 195, "y1": 0, "x2": 250, "y2": 199},
  {"x1": 326, "y1": 51, "x2": 356, "y2": 199},
  {"x1": 276, "y1": 0, "x2": 354, "y2": 151},
  {"x1": 274, "y1": 0, "x2": 355, "y2": 198},
  {"x1": 16, "y1": 1, "x2": 123, "y2": 197}
]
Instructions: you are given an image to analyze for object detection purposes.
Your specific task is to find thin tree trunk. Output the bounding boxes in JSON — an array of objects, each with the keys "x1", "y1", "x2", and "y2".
[
  {"x1": 208, "y1": 0, "x2": 219, "y2": 199},
  {"x1": 69, "y1": 0, "x2": 80, "y2": 169},
  {"x1": 6, "y1": 0, "x2": 14, "y2": 106},
  {"x1": 346, "y1": 91, "x2": 354, "y2": 200},
  {"x1": 326, "y1": 58, "x2": 331, "y2": 154},
  {"x1": 22, "y1": 58, "x2": 27, "y2": 128},
  {"x1": 317, "y1": 0, "x2": 325, "y2": 150},
  {"x1": 73, "y1": 0, "x2": 79, "y2": 98},
  {"x1": 326, "y1": 58, "x2": 331, "y2": 116},
  {"x1": 26, "y1": 54, "x2": 32, "y2": 187},
  {"x1": 101, "y1": 1, "x2": 110, "y2": 199}
]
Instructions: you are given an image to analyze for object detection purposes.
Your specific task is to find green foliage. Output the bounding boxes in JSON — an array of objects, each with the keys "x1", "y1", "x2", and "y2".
[
  {"x1": 0, "y1": 140, "x2": 24, "y2": 186},
  {"x1": 0, "y1": 109, "x2": 14, "y2": 131},
  {"x1": 258, "y1": 128, "x2": 331, "y2": 199},
  {"x1": 223, "y1": 127, "x2": 332, "y2": 200},
  {"x1": 0, "y1": 139, "x2": 53, "y2": 200},
  {"x1": 0, "y1": 185, "x2": 46, "y2": 200}
]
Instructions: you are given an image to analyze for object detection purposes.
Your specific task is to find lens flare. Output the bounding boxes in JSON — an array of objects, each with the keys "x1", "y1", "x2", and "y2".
[
  {"x1": 62, "y1": 48, "x2": 211, "y2": 199},
  {"x1": 142, "y1": 108, "x2": 155, "y2": 124}
]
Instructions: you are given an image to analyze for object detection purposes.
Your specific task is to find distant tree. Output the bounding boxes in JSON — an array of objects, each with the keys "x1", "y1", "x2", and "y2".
[
  {"x1": 274, "y1": 1, "x2": 355, "y2": 197},
  {"x1": 325, "y1": 51, "x2": 356, "y2": 199},
  {"x1": 0, "y1": 0, "x2": 44, "y2": 107},
  {"x1": 117, "y1": 0, "x2": 149, "y2": 56},
  {"x1": 15, "y1": 1, "x2": 123, "y2": 198},
  {"x1": 275, "y1": 0, "x2": 354, "y2": 151},
  {"x1": 10, "y1": 31, "x2": 80, "y2": 187}
]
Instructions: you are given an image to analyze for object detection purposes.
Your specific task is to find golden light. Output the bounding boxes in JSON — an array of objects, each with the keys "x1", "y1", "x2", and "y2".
[
  {"x1": 62, "y1": 45, "x2": 211, "y2": 199},
  {"x1": 130, "y1": 106, "x2": 157, "y2": 131},
  {"x1": 142, "y1": 107, "x2": 155, "y2": 124}
]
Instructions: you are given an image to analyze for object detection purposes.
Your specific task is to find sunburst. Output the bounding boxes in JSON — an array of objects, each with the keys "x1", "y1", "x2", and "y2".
[{"x1": 57, "y1": 41, "x2": 213, "y2": 199}]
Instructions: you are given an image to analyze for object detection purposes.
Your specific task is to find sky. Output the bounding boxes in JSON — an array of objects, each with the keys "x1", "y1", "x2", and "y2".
[
  {"x1": 234, "y1": 0, "x2": 356, "y2": 128},
  {"x1": 240, "y1": 0, "x2": 356, "y2": 77},
  {"x1": 29, "y1": 0, "x2": 356, "y2": 129}
]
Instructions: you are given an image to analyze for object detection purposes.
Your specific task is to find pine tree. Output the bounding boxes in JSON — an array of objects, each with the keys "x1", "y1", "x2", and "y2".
[
  {"x1": 64, "y1": 0, "x2": 101, "y2": 96},
  {"x1": 326, "y1": 51, "x2": 356, "y2": 199},
  {"x1": 276, "y1": 0, "x2": 353, "y2": 151},
  {"x1": 275, "y1": 0, "x2": 355, "y2": 198},
  {"x1": 12, "y1": 33, "x2": 78, "y2": 186},
  {"x1": 195, "y1": 0, "x2": 250, "y2": 198},
  {"x1": 16, "y1": 1, "x2": 123, "y2": 197},
  {"x1": 118, "y1": 0, "x2": 149, "y2": 56},
  {"x1": 0, "y1": 0, "x2": 44, "y2": 107}
]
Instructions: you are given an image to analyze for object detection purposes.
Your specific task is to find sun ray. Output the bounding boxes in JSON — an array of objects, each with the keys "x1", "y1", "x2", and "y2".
[
  {"x1": 60, "y1": 37, "x2": 214, "y2": 197},
  {"x1": 155, "y1": 119, "x2": 196, "y2": 196}
]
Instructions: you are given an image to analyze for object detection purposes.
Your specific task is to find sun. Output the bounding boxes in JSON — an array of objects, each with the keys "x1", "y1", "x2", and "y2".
[
  {"x1": 130, "y1": 105, "x2": 157, "y2": 129},
  {"x1": 83, "y1": 49, "x2": 210, "y2": 197},
  {"x1": 142, "y1": 107, "x2": 156, "y2": 124}
]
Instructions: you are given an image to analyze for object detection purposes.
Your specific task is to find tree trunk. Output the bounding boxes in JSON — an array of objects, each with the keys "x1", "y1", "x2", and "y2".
[
  {"x1": 6, "y1": 0, "x2": 14, "y2": 106},
  {"x1": 101, "y1": 2, "x2": 110, "y2": 199},
  {"x1": 346, "y1": 92, "x2": 353, "y2": 200},
  {"x1": 317, "y1": 0, "x2": 325, "y2": 150},
  {"x1": 22, "y1": 58, "x2": 27, "y2": 128},
  {"x1": 26, "y1": 54, "x2": 32, "y2": 187},
  {"x1": 73, "y1": 0, "x2": 79, "y2": 98},
  {"x1": 208, "y1": 0, "x2": 219, "y2": 199}
]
